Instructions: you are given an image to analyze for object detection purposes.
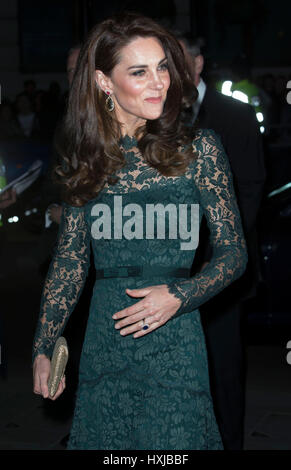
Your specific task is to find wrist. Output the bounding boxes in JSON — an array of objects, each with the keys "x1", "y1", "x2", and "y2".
[{"x1": 33, "y1": 353, "x2": 49, "y2": 366}]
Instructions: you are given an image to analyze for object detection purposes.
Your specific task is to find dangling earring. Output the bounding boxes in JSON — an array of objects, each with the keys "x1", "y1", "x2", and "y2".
[{"x1": 105, "y1": 90, "x2": 114, "y2": 112}]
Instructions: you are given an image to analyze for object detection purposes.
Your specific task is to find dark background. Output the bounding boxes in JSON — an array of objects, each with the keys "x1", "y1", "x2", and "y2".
[{"x1": 18, "y1": 0, "x2": 291, "y2": 71}]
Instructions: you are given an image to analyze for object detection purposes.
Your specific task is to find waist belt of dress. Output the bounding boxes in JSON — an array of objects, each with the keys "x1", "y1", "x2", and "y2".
[{"x1": 95, "y1": 265, "x2": 191, "y2": 280}]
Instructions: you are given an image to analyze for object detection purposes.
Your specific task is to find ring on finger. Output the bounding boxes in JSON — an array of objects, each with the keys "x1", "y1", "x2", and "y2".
[{"x1": 141, "y1": 318, "x2": 150, "y2": 331}]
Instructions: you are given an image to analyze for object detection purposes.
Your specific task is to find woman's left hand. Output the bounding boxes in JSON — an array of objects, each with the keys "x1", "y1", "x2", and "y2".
[{"x1": 112, "y1": 285, "x2": 181, "y2": 338}]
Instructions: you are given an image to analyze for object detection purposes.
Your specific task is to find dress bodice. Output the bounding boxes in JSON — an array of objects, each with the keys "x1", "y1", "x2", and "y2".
[{"x1": 32, "y1": 129, "x2": 247, "y2": 361}]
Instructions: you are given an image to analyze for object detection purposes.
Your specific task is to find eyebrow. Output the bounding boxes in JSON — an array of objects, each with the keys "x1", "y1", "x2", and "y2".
[{"x1": 127, "y1": 57, "x2": 167, "y2": 70}]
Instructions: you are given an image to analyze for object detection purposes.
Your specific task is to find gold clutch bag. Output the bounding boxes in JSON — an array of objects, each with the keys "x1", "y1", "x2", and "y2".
[{"x1": 48, "y1": 336, "x2": 69, "y2": 398}]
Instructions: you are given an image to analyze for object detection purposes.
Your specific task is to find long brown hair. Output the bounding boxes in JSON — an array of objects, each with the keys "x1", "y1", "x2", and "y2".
[{"x1": 55, "y1": 12, "x2": 198, "y2": 206}]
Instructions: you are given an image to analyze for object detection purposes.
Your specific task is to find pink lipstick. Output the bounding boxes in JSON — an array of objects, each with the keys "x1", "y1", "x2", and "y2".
[{"x1": 145, "y1": 97, "x2": 162, "y2": 104}]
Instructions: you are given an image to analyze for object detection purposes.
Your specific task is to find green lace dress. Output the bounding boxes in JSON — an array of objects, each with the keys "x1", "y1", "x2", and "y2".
[{"x1": 32, "y1": 129, "x2": 247, "y2": 450}]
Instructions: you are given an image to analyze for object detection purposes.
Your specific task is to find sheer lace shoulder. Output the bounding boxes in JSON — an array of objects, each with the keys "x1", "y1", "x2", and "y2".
[
  {"x1": 167, "y1": 128, "x2": 248, "y2": 316},
  {"x1": 32, "y1": 203, "x2": 91, "y2": 363}
]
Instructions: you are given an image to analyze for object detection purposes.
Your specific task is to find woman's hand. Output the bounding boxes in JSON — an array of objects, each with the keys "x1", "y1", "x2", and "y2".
[
  {"x1": 33, "y1": 354, "x2": 66, "y2": 400},
  {"x1": 0, "y1": 188, "x2": 17, "y2": 209},
  {"x1": 48, "y1": 204, "x2": 63, "y2": 225},
  {"x1": 112, "y1": 284, "x2": 182, "y2": 338}
]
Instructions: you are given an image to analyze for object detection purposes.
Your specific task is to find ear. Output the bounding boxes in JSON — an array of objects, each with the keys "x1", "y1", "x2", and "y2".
[{"x1": 95, "y1": 70, "x2": 113, "y2": 94}]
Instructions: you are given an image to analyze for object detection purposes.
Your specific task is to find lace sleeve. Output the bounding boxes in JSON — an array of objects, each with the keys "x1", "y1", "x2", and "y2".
[
  {"x1": 32, "y1": 203, "x2": 91, "y2": 363},
  {"x1": 167, "y1": 129, "x2": 248, "y2": 316}
]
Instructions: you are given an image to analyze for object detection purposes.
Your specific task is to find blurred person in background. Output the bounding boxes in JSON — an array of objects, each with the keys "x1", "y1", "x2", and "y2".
[
  {"x1": 0, "y1": 188, "x2": 17, "y2": 210},
  {"x1": 22, "y1": 79, "x2": 37, "y2": 106},
  {"x1": 278, "y1": 76, "x2": 291, "y2": 143},
  {"x1": 14, "y1": 93, "x2": 40, "y2": 139},
  {"x1": 41, "y1": 44, "x2": 82, "y2": 233},
  {"x1": 41, "y1": 81, "x2": 64, "y2": 140},
  {"x1": 179, "y1": 34, "x2": 266, "y2": 450},
  {"x1": 35, "y1": 45, "x2": 82, "y2": 277},
  {"x1": 0, "y1": 187, "x2": 17, "y2": 379},
  {"x1": 0, "y1": 100, "x2": 23, "y2": 140}
]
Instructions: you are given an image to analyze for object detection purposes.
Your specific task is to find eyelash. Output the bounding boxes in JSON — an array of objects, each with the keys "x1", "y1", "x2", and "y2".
[
  {"x1": 131, "y1": 70, "x2": 145, "y2": 77},
  {"x1": 159, "y1": 63, "x2": 169, "y2": 71},
  {"x1": 131, "y1": 63, "x2": 169, "y2": 76}
]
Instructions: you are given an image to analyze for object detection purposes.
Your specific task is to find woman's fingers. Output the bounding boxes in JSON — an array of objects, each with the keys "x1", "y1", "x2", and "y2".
[
  {"x1": 117, "y1": 313, "x2": 159, "y2": 337},
  {"x1": 117, "y1": 318, "x2": 146, "y2": 336},
  {"x1": 33, "y1": 355, "x2": 50, "y2": 398},
  {"x1": 33, "y1": 372, "x2": 49, "y2": 398},
  {"x1": 33, "y1": 370, "x2": 49, "y2": 398},
  {"x1": 113, "y1": 284, "x2": 181, "y2": 338},
  {"x1": 114, "y1": 307, "x2": 154, "y2": 331},
  {"x1": 34, "y1": 370, "x2": 64, "y2": 400},
  {"x1": 113, "y1": 301, "x2": 146, "y2": 320},
  {"x1": 40, "y1": 372, "x2": 50, "y2": 399},
  {"x1": 33, "y1": 356, "x2": 66, "y2": 400},
  {"x1": 33, "y1": 371, "x2": 42, "y2": 395},
  {"x1": 50, "y1": 375, "x2": 66, "y2": 401},
  {"x1": 112, "y1": 287, "x2": 154, "y2": 320},
  {"x1": 133, "y1": 320, "x2": 161, "y2": 338}
]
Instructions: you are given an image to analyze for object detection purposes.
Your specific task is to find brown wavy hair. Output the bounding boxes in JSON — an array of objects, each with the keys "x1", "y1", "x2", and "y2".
[{"x1": 55, "y1": 12, "x2": 198, "y2": 206}]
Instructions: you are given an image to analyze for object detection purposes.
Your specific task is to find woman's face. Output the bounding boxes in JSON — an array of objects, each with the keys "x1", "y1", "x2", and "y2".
[{"x1": 96, "y1": 36, "x2": 170, "y2": 134}]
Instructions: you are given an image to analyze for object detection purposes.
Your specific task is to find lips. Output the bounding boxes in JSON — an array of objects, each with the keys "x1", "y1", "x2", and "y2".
[{"x1": 145, "y1": 97, "x2": 162, "y2": 104}]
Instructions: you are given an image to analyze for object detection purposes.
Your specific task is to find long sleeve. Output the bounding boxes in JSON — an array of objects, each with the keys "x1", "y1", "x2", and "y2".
[
  {"x1": 32, "y1": 203, "x2": 91, "y2": 363},
  {"x1": 167, "y1": 129, "x2": 248, "y2": 316}
]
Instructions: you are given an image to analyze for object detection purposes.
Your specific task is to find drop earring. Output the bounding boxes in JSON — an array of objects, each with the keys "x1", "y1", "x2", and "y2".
[{"x1": 105, "y1": 91, "x2": 115, "y2": 112}]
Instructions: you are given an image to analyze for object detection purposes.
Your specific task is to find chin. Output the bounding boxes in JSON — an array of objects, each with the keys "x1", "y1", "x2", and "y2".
[{"x1": 144, "y1": 109, "x2": 164, "y2": 121}]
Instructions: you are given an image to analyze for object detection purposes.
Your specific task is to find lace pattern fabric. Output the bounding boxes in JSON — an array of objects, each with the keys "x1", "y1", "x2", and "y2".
[
  {"x1": 32, "y1": 205, "x2": 91, "y2": 362},
  {"x1": 103, "y1": 135, "x2": 182, "y2": 194},
  {"x1": 167, "y1": 130, "x2": 248, "y2": 316}
]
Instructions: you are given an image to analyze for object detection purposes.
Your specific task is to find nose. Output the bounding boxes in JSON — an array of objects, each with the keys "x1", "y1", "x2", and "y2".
[{"x1": 149, "y1": 71, "x2": 164, "y2": 89}]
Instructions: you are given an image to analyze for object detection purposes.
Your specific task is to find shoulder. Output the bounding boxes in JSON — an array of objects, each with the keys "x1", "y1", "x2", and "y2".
[
  {"x1": 205, "y1": 87, "x2": 254, "y2": 119},
  {"x1": 189, "y1": 128, "x2": 231, "y2": 181},
  {"x1": 62, "y1": 201, "x2": 88, "y2": 209},
  {"x1": 61, "y1": 201, "x2": 90, "y2": 217},
  {"x1": 191, "y1": 128, "x2": 224, "y2": 156}
]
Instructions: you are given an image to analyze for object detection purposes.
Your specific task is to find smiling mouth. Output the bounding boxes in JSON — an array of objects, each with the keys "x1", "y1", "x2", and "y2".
[{"x1": 145, "y1": 97, "x2": 162, "y2": 103}]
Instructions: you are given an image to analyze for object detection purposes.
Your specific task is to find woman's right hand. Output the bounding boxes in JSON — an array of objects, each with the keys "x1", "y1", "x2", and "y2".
[{"x1": 33, "y1": 354, "x2": 66, "y2": 400}]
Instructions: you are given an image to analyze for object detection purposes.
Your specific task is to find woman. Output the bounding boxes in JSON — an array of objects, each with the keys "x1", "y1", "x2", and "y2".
[{"x1": 32, "y1": 12, "x2": 247, "y2": 450}]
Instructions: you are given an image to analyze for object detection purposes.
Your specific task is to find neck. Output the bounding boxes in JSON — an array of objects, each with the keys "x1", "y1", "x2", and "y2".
[
  {"x1": 120, "y1": 122, "x2": 145, "y2": 139},
  {"x1": 115, "y1": 106, "x2": 146, "y2": 138}
]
